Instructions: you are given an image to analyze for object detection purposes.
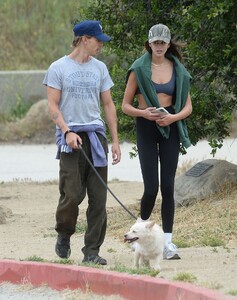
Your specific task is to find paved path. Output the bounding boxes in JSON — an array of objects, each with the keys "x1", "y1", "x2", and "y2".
[
  {"x1": 0, "y1": 139, "x2": 236, "y2": 183},
  {"x1": 0, "y1": 143, "x2": 142, "y2": 182}
]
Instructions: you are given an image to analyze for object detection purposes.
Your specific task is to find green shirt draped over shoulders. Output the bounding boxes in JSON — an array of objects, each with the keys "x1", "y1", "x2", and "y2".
[{"x1": 126, "y1": 51, "x2": 192, "y2": 149}]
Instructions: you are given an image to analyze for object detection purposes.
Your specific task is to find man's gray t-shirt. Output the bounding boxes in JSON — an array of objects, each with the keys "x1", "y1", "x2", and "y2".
[{"x1": 43, "y1": 55, "x2": 114, "y2": 127}]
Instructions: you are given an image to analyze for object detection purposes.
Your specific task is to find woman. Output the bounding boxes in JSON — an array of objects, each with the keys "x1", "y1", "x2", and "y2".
[{"x1": 122, "y1": 23, "x2": 192, "y2": 259}]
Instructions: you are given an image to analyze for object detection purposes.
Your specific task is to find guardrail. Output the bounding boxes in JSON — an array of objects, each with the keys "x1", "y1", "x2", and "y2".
[{"x1": 0, "y1": 70, "x2": 47, "y2": 114}]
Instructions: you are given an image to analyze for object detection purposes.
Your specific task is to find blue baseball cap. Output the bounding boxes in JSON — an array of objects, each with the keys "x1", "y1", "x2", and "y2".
[{"x1": 73, "y1": 20, "x2": 111, "y2": 42}]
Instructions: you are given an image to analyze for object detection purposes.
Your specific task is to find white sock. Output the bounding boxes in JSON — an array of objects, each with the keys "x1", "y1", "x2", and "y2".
[{"x1": 164, "y1": 233, "x2": 172, "y2": 246}]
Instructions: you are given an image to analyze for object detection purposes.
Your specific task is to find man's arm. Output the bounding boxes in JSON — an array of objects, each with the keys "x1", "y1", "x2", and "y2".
[
  {"x1": 47, "y1": 86, "x2": 81, "y2": 148},
  {"x1": 101, "y1": 90, "x2": 121, "y2": 165}
]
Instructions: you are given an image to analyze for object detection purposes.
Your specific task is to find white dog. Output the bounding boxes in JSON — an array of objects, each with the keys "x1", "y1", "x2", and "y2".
[{"x1": 124, "y1": 219, "x2": 165, "y2": 271}]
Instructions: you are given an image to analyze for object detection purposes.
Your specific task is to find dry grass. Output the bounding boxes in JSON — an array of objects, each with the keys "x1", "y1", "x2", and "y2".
[
  {"x1": 174, "y1": 182, "x2": 237, "y2": 247},
  {"x1": 1, "y1": 282, "x2": 122, "y2": 300},
  {"x1": 106, "y1": 182, "x2": 237, "y2": 248}
]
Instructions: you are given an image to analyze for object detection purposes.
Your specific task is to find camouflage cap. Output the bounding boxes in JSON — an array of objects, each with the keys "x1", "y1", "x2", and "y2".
[{"x1": 148, "y1": 24, "x2": 171, "y2": 44}]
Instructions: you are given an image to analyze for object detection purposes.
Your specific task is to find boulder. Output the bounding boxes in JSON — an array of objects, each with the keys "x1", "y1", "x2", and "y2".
[
  {"x1": 174, "y1": 159, "x2": 237, "y2": 206},
  {"x1": 0, "y1": 205, "x2": 13, "y2": 224},
  {"x1": 0, "y1": 99, "x2": 55, "y2": 143}
]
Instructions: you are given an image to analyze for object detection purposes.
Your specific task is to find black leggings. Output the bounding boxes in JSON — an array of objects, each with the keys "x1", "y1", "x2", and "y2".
[{"x1": 136, "y1": 108, "x2": 180, "y2": 233}]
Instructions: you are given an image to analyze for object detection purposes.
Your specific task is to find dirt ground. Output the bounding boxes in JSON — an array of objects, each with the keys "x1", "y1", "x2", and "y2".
[
  {"x1": 0, "y1": 104, "x2": 237, "y2": 298},
  {"x1": 0, "y1": 180, "x2": 237, "y2": 299}
]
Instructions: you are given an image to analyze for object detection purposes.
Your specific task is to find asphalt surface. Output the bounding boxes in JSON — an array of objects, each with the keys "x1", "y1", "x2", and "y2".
[
  {"x1": 1, "y1": 139, "x2": 236, "y2": 183},
  {"x1": 0, "y1": 142, "x2": 142, "y2": 183}
]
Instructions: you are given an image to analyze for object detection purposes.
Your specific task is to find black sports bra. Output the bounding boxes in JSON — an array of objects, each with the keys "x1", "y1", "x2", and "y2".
[
  {"x1": 136, "y1": 67, "x2": 176, "y2": 96},
  {"x1": 152, "y1": 67, "x2": 176, "y2": 95}
]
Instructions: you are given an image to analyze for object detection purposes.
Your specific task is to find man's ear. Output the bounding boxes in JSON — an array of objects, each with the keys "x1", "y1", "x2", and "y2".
[{"x1": 82, "y1": 35, "x2": 88, "y2": 45}]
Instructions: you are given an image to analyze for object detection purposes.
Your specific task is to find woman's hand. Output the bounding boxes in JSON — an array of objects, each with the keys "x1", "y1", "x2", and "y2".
[
  {"x1": 143, "y1": 107, "x2": 176, "y2": 126},
  {"x1": 155, "y1": 113, "x2": 175, "y2": 126},
  {"x1": 143, "y1": 107, "x2": 171, "y2": 125},
  {"x1": 143, "y1": 107, "x2": 161, "y2": 120}
]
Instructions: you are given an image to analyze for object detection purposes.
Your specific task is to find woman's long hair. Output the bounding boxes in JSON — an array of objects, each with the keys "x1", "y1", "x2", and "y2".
[{"x1": 144, "y1": 38, "x2": 186, "y2": 62}]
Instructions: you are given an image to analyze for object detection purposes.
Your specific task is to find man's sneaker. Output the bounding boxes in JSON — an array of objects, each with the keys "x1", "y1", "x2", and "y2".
[
  {"x1": 55, "y1": 235, "x2": 71, "y2": 259},
  {"x1": 82, "y1": 254, "x2": 107, "y2": 265},
  {"x1": 163, "y1": 242, "x2": 181, "y2": 260}
]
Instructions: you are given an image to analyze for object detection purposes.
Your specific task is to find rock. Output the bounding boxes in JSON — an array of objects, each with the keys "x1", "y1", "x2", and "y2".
[
  {"x1": 0, "y1": 99, "x2": 55, "y2": 143},
  {"x1": 0, "y1": 205, "x2": 13, "y2": 224},
  {"x1": 174, "y1": 159, "x2": 237, "y2": 206},
  {"x1": 12, "y1": 99, "x2": 53, "y2": 137},
  {"x1": 0, "y1": 211, "x2": 6, "y2": 224}
]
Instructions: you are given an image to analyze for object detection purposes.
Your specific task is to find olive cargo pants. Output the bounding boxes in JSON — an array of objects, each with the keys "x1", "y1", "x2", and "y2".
[{"x1": 55, "y1": 132, "x2": 108, "y2": 256}]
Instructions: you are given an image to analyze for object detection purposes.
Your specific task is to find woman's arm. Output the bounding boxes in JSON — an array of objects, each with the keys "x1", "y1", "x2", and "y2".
[
  {"x1": 156, "y1": 93, "x2": 192, "y2": 127},
  {"x1": 122, "y1": 71, "x2": 158, "y2": 120},
  {"x1": 174, "y1": 93, "x2": 192, "y2": 121}
]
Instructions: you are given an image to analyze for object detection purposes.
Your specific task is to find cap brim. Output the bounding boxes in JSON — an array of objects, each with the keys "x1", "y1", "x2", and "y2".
[
  {"x1": 95, "y1": 33, "x2": 111, "y2": 42},
  {"x1": 149, "y1": 37, "x2": 170, "y2": 44}
]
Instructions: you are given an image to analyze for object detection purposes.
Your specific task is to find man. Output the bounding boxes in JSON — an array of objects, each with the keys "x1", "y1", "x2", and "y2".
[{"x1": 43, "y1": 20, "x2": 121, "y2": 265}]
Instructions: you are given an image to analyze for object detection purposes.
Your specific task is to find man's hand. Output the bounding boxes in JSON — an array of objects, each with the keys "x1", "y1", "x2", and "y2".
[
  {"x1": 111, "y1": 142, "x2": 121, "y2": 165},
  {"x1": 65, "y1": 132, "x2": 82, "y2": 149}
]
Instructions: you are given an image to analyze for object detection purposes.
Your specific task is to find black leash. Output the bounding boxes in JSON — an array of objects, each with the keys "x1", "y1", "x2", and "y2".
[{"x1": 79, "y1": 144, "x2": 137, "y2": 220}]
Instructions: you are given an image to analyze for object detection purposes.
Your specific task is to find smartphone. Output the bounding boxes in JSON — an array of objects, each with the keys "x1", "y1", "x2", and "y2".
[{"x1": 152, "y1": 107, "x2": 169, "y2": 114}]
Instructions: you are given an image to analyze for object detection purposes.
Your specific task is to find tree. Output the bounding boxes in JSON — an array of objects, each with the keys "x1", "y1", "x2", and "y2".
[
  {"x1": 179, "y1": 0, "x2": 237, "y2": 154},
  {"x1": 81, "y1": 0, "x2": 237, "y2": 154}
]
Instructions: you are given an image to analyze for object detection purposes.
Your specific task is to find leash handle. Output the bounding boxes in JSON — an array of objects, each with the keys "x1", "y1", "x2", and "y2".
[{"x1": 78, "y1": 143, "x2": 137, "y2": 220}]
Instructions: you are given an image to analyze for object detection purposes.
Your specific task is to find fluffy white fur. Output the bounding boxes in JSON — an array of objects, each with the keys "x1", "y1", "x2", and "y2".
[{"x1": 124, "y1": 219, "x2": 165, "y2": 271}]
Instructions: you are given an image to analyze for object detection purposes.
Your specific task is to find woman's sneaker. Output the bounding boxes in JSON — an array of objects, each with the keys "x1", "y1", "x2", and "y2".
[{"x1": 163, "y1": 242, "x2": 181, "y2": 260}]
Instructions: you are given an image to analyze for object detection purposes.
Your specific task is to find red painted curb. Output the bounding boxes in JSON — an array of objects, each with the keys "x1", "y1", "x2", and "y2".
[{"x1": 0, "y1": 259, "x2": 236, "y2": 300}]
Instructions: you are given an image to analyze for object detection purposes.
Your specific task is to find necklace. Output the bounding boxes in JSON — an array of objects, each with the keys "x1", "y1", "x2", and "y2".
[{"x1": 151, "y1": 62, "x2": 167, "y2": 67}]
